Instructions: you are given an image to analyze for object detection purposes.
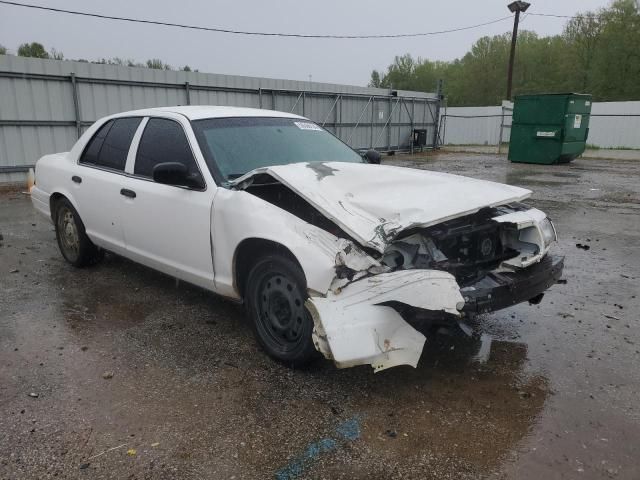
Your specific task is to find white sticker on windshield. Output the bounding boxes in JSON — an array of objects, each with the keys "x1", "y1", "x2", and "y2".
[{"x1": 294, "y1": 121, "x2": 323, "y2": 131}]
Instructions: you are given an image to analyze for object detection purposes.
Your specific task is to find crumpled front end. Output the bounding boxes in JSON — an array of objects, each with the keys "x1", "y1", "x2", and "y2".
[
  {"x1": 231, "y1": 167, "x2": 563, "y2": 372},
  {"x1": 306, "y1": 270, "x2": 464, "y2": 372},
  {"x1": 305, "y1": 205, "x2": 563, "y2": 372}
]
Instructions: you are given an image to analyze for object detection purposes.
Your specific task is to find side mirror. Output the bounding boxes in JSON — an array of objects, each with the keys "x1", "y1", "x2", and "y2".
[
  {"x1": 363, "y1": 149, "x2": 381, "y2": 165},
  {"x1": 152, "y1": 162, "x2": 203, "y2": 189}
]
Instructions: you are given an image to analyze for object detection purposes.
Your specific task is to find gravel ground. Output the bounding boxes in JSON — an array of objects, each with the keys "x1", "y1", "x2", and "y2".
[{"x1": 1, "y1": 153, "x2": 639, "y2": 479}]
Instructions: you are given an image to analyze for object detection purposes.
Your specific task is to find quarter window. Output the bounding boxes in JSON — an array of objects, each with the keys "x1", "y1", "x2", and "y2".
[
  {"x1": 134, "y1": 118, "x2": 200, "y2": 179},
  {"x1": 80, "y1": 117, "x2": 141, "y2": 171}
]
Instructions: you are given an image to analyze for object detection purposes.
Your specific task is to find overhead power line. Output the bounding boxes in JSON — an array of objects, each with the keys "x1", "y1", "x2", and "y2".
[
  {"x1": 0, "y1": 0, "x2": 514, "y2": 39},
  {"x1": 527, "y1": 12, "x2": 597, "y2": 20}
]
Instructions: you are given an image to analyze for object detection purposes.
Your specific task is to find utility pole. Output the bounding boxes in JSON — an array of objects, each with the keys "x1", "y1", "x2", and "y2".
[{"x1": 506, "y1": 1, "x2": 530, "y2": 101}]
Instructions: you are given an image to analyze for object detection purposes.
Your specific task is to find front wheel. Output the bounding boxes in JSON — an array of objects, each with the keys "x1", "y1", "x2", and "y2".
[
  {"x1": 54, "y1": 198, "x2": 104, "y2": 267},
  {"x1": 245, "y1": 255, "x2": 318, "y2": 367}
]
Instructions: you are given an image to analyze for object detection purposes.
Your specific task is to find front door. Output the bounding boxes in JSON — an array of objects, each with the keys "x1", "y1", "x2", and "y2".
[{"x1": 120, "y1": 116, "x2": 215, "y2": 289}]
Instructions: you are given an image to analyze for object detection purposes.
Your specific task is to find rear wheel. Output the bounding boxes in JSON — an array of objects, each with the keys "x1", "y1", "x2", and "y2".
[
  {"x1": 245, "y1": 255, "x2": 318, "y2": 366},
  {"x1": 54, "y1": 198, "x2": 104, "y2": 267}
]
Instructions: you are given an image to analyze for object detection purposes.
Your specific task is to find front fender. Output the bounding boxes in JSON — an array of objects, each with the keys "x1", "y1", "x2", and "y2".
[{"x1": 212, "y1": 188, "x2": 377, "y2": 299}]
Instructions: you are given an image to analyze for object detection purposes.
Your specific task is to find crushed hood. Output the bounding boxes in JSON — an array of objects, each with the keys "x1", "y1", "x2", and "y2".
[{"x1": 233, "y1": 161, "x2": 531, "y2": 252}]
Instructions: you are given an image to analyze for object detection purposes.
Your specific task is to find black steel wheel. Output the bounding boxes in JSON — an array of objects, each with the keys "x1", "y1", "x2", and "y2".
[
  {"x1": 54, "y1": 198, "x2": 103, "y2": 267},
  {"x1": 245, "y1": 255, "x2": 318, "y2": 366}
]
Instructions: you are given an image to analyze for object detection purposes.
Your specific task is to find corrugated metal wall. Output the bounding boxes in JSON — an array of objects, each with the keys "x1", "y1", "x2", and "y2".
[
  {"x1": 0, "y1": 55, "x2": 439, "y2": 183},
  {"x1": 441, "y1": 105, "x2": 511, "y2": 146},
  {"x1": 442, "y1": 101, "x2": 640, "y2": 149},
  {"x1": 588, "y1": 102, "x2": 640, "y2": 149}
]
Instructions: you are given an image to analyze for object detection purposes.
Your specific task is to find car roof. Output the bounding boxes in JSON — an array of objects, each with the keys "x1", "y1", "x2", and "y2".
[{"x1": 109, "y1": 105, "x2": 306, "y2": 121}]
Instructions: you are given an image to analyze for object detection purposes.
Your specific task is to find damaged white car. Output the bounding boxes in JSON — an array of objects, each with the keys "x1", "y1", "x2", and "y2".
[{"x1": 31, "y1": 106, "x2": 564, "y2": 371}]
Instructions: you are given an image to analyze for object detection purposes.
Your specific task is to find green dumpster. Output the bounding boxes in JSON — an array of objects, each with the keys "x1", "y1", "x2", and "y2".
[{"x1": 508, "y1": 93, "x2": 592, "y2": 164}]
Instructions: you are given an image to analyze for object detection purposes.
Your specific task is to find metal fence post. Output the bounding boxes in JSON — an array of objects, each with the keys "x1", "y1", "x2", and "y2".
[
  {"x1": 387, "y1": 94, "x2": 392, "y2": 151},
  {"x1": 410, "y1": 99, "x2": 415, "y2": 154},
  {"x1": 69, "y1": 73, "x2": 82, "y2": 139},
  {"x1": 185, "y1": 81, "x2": 191, "y2": 105},
  {"x1": 258, "y1": 88, "x2": 263, "y2": 109},
  {"x1": 498, "y1": 104, "x2": 505, "y2": 154},
  {"x1": 334, "y1": 94, "x2": 339, "y2": 136},
  {"x1": 338, "y1": 95, "x2": 343, "y2": 140},
  {"x1": 370, "y1": 96, "x2": 375, "y2": 148},
  {"x1": 432, "y1": 79, "x2": 443, "y2": 150}
]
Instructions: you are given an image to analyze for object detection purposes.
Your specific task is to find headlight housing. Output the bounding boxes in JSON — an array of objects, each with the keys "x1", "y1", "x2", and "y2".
[{"x1": 539, "y1": 217, "x2": 557, "y2": 247}]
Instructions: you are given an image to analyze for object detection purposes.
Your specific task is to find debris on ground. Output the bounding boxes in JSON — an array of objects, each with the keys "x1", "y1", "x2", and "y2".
[
  {"x1": 604, "y1": 314, "x2": 621, "y2": 321},
  {"x1": 102, "y1": 371, "x2": 114, "y2": 380},
  {"x1": 576, "y1": 243, "x2": 591, "y2": 250},
  {"x1": 28, "y1": 392, "x2": 39, "y2": 398},
  {"x1": 385, "y1": 429, "x2": 398, "y2": 438},
  {"x1": 127, "y1": 449, "x2": 137, "y2": 456},
  {"x1": 87, "y1": 443, "x2": 127, "y2": 460}
]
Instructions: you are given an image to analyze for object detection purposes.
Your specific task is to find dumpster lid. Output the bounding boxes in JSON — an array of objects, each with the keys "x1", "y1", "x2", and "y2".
[{"x1": 515, "y1": 92, "x2": 592, "y2": 99}]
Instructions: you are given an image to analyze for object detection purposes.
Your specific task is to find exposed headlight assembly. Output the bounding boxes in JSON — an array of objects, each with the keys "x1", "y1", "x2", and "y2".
[{"x1": 539, "y1": 217, "x2": 557, "y2": 247}]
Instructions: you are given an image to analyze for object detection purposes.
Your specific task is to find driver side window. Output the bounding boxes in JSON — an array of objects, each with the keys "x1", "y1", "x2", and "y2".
[{"x1": 134, "y1": 118, "x2": 201, "y2": 181}]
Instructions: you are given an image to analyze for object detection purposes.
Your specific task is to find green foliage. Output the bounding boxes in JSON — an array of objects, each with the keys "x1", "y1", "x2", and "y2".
[
  {"x1": 146, "y1": 58, "x2": 172, "y2": 70},
  {"x1": 50, "y1": 48, "x2": 64, "y2": 60},
  {"x1": 369, "y1": 0, "x2": 640, "y2": 105},
  {"x1": 6, "y1": 41, "x2": 196, "y2": 72},
  {"x1": 17, "y1": 42, "x2": 49, "y2": 58}
]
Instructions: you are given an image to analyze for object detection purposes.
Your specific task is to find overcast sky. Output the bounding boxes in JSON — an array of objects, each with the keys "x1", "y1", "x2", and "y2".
[{"x1": 0, "y1": 0, "x2": 613, "y2": 86}]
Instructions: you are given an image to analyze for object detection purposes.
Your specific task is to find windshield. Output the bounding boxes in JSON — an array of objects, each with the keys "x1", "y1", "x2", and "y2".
[{"x1": 192, "y1": 117, "x2": 363, "y2": 182}]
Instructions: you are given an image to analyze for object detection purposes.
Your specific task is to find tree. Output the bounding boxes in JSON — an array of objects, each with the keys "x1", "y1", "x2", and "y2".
[
  {"x1": 562, "y1": 12, "x2": 602, "y2": 92},
  {"x1": 368, "y1": 70, "x2": 382, "y2": 88},
  {"x1": 50, "y1": 48, "x2": 64, "y2": 60},
  {"x1": 17, "y1": 42, "x2": 49, "y2": 58},
  {"x1": 146, "y1": 58, "x2": 172, "y2": 70},
  {"x1": 181, "y1": 65, "x2": 192, "y2": 72},
  {"x1": 590, "y1": 0, "x2": 640, "y2": 100},
  {"x1": 0, "y1": 45, "x2": 6, "y2": 55},
  {"x1": 368, "y1": 0, "x2": 640, "y2": 105}
]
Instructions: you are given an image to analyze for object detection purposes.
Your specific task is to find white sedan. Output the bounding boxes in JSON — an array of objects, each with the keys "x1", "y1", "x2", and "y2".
[{"x1": 31, "y1": 106, "x2": 564, "y2": 371}]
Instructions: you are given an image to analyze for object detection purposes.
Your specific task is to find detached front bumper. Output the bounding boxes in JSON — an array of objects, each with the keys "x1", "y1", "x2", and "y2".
[
  {"x1": 307, "y1": 255, "x2": 563, "y2": 372},
  {"x1": 460, "y1": 254, "x2": 564, "y2": 315}
]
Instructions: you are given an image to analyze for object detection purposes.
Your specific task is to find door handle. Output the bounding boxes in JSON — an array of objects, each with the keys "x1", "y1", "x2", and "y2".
[
  {"x1": 72, "y1": 175, "x2": 82, "y2": 184},
  {"x1": 120, "y1": 188, "x2": 136, "y2": 199}
]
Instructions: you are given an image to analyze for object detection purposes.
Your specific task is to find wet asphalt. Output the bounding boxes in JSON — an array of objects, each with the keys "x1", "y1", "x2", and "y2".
[{"x1": 1, "y1": 153, "x2": 639, "y2": 479}]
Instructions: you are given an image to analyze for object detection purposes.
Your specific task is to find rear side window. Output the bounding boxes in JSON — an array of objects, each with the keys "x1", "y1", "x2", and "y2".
[
  {"x1": 134, "y1": 118, "x2": 199, "y2": 178},
  {"x1": 80, "y1": 117, "x2": 141, "y2": 171}
]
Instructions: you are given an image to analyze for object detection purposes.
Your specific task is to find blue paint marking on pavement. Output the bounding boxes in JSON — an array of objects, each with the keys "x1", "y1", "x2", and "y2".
[
  {"x1": 335, "y1": 416, "x2": 361, "y2": 441},
  {"x1": 274, "y1": 415, "x2": 363, "y2": 480}
]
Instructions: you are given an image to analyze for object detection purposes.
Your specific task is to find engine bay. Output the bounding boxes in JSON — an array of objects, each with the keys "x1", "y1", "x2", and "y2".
[{"x1": 380, "y1": 205, "x2": 540, "y2": 286}]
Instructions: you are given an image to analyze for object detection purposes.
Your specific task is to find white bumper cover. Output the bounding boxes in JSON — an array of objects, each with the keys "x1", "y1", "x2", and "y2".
[{"x1": 306, "y1": 270, "x2": 464, "y2": 372}]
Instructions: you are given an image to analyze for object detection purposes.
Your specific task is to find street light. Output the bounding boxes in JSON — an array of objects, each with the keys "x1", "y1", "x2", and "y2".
[{"x1": 506, "y1": 1, "x2": 530, "y2": 101}]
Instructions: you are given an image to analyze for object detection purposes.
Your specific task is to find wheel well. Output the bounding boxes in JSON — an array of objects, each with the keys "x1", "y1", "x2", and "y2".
[
  {"x1": 234, "y1": 238, "x2": 303, "y2": 299},
  {"x1": 49, "y1": 192, "x2": 66, "y2": 221}
]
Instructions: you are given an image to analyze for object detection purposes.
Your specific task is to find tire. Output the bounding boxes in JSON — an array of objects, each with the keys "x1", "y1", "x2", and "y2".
[
  {"x1": 245, "y1": 254, "x2": 318, "y2": 367},
  {"x1": 54, "y1": 198, "x2": 104, "y2": 267}
]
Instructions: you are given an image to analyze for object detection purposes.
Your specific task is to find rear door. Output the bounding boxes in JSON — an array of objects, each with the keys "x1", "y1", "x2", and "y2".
[
  {"x1": 74, "y1": 117, "x2": 142, "y2": 254},
  {"x1": 120, "y1": 115, "x2": 216, "y2": 289}
]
